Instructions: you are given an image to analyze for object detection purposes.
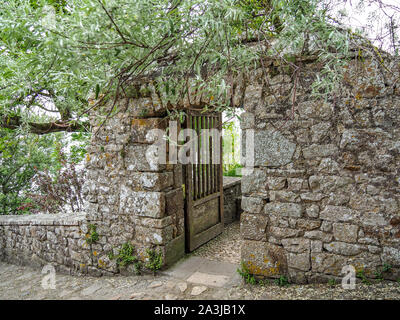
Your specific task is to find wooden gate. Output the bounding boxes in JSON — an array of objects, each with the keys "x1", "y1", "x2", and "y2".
[{"x1": 183, "y1": 110, "x2": 224, "y2": 252}]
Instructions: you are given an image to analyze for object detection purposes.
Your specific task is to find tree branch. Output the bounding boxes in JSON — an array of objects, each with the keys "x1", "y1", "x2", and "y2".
[{"x1": 1, "y1": 116, "x2": 90, "y2": 135}]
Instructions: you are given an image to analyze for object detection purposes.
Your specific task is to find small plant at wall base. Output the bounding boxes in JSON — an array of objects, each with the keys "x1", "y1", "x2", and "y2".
[
  {"x1": 237, "y1": 261, "x2": 256, "y2": 285},
  {"x1": 356, "y1": 270, "x2": 371, "y2": 285},
  {"x1": 328, "y1": 278, "x2": 337, "y2": 287},
  {"x1": 275, "y1": 276, "x2": 290, "y2": 287},
  {"x1": 112, "y1": 243, "x2": 142, "y2": 274},
  {"x1": 145, "y1": 248, "x2": 163, "y2": 275},
  {"x1": 258, "y1": 279, "x2": 271, "y2": 287},
  {"x1": 374, "y1": 263, "x2": 392, "y2": 282},
  {"x1": 382, "y1": 263, "x2": 392, "y2": 273}
]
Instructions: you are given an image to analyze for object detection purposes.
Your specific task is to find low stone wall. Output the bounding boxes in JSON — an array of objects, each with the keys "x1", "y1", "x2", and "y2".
[
  {"x1": 0, "y1": 213, "x2": 95, "y2": 274},
  {"x1": 223, "y1": 177, "x2": 242, "y2": 225}
]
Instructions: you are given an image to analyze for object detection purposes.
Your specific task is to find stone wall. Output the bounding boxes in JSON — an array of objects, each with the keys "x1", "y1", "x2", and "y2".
[
  {"x1": 239, "y1": 56, "x2": 400, "y2": 283},
  {"x1": 223, "y1": 177, "x2": 242, "y2": 225},
  {"x1": 0, "y1": 91, "x2": 186, "y2": 275},
  {"x1": 0, "y1": 213, "x2": 93, "y2": 274},
  {"x1": 1, "y1": 52, "x2": 399, "y2": 282},
  {"x1": 81, "y1": 93, "x2": 186, "y2": 274}
]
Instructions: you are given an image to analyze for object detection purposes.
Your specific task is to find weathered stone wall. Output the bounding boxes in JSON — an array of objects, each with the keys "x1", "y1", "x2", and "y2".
[
  {"x1": 0, "y1": 91, "x2": 186, "y2": 275},
  {"x1": 1, "y1": 52, "x2": 399, "y2": 282},
  {"x1": 240, "y1": 56, "x2": 400, "y2": 283},
  {"x1": 0, "y1": 213, "x2": 94, "y2": 274},
  {"x1": 82, "y1": 92, "x2": 186, "y2": 274},
  {"x1": 223, "y1": 177, "x2": 242, "y2": 225}
]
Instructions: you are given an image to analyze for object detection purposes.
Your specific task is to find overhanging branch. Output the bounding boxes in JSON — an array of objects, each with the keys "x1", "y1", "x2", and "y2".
[{"x1": 1, "y1": 116, "x2": 90, "y2": 135}]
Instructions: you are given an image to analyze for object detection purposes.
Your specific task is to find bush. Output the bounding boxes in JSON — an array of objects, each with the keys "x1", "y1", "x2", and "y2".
[{"x1": 28, "y1": 149, "x2": 84, "y2": 213}]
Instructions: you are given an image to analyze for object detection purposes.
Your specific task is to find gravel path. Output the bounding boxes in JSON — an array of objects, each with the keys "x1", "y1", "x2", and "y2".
[{"x1": 189, "y1": 221, "x2": 242, "y2": 264}]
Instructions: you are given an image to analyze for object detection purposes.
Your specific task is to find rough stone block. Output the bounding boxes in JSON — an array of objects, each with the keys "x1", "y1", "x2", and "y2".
[
  {"x1": 361, "y1": 212, "x2": 388, "y2": 227},
  {"x1": 125, "y1": 144, "x2": 166, "y2": 172},
  {"x1": 240, "y1": 112, "x2": 255, "y2": 129},
  {"x1": 120, "y1": 188, "x2": 165, "y2": 218},
  {"x1": 128, "y1": 172, "x2": 173, "y2": 191},
  {"x1": 296, "y1": 219, "x2": 321, "y2": 230},
  {"x1": 281, "y1": 238, "x2": 310, "y2": 253},
  {"x1": 381, "y1": 247, "x2": 400, "y2": 267},
  {"x1": 135, "y1": 225, "x2": 174, "y2": 245},
  {"x1": 303, "y1": 144, "x2": 338, "y2": 159},
  {"x1": 240, "y1": 213, "x2": 268, "y2": 241},
  {"x1": 287, "y1": 252, "x2": 310, "y2": 271},
  {"x1": 304, "y1": 230, "x2": 333, "y2": 242},
  {"x1": 266, "y1": 177, "x2": 287, "y2": 190},
  {"x1": 264, "y1": 202, "x2": 303, "y2": 218},
  {"x1": 241, "y1": 168, "x2": 267, "y2": 194},
  {"x1": 165, "y1": 188, "x2": 184, "y2": 216},
  {"x1": 297, "y1": 100, "x2": 333, "y2": 119},
  {"x1": 323, "y1": 242, "x2": 363, "y2": 256},
  {"x1": 268, "y1": 226, "x2": 301, "y2": 239},
  {"x1": 320, "y1": 205, "x2": 358, "y2": 222},
  {"x1": 241, "y1": 240, "x2": 288, "y2": 277},
  {"x1": 241, "y1": 197, "x2": 264, "y2": 214},
  {"x1": 243, "y1": 130, "x2": 296, "y2": 167},
  {"x1": 333, "y1": 223, "x2": 358, "y2": 243},
  {"x1": 139, "y1": 216, "x2": 173, "y2": 229},
  {"x1": 164, "y1": 234, "x2": 185, "y2": 267},
  {"x1": 270, "y1": 191, "x2": 300, "y2": 203},
  {"x1": 131, "y1": 118, "x2": 167, "y2": 144},
  {"x1": 309, "y1": 175, "x2": 353, "y2": 193},
  {"x1": 306, "y1": 205, "x2": 320, "y2": 218}
]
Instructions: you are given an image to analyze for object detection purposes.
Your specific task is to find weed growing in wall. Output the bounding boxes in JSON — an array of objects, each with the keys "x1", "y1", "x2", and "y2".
[
  {"x1": 110, "y1": 243, "x2": 142, "y2": 274},
  {"x1": 328, "y1": 278, "x2": 337, "y2": 287},
  {"x1": 274, "y1": 275, "x2": 289, "y2": 287},
  {"x1": 145, "y1": 248, "x2": 163, "y2": 275},
  {"x1": 237, "y1": 261, "x2": 256, "y2": 285},
  {"x1": 85, "y1": 224, "x2": 99, "y2": 245},
  {"x1": 356, "y1": 269, "x2": 371, "y2": 285}
]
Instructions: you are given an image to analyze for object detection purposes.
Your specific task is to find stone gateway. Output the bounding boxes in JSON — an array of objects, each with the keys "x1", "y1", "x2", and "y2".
[{"x1": 0, "y1": 52, "x2": 399, "y2": 284}]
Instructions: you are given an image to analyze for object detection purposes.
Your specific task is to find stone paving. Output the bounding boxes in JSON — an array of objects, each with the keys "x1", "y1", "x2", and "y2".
[
  {"x1": 0, "y1": 257, "x2": 245, "y2": 300},
  {"x1": 1, "y1": 221, "x2": 400, "y2": 300},
  {"x1": 1, "y1": 259, "x2": 399, "y2": 300}
]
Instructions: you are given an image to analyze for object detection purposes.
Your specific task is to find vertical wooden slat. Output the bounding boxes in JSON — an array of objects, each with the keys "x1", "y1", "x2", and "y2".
[
  {"x1": 207, "y1": 116, "x2": 212, "y2": 194},
  {"x1": 218, "y1": 113, "x2": 224, "y2": 225},
  {"x1": 186, "y1": 114, "x2": 196, "y2": 200},
  {"x1": 211, "y1": 115, "x2": 214, "y2": 195},
  {"x1": 200, "y1": 116, "x2": 204, "y2": 198},
  {"x1": 195, "y1": 116, "x2": 200, "y2": 198},
  {"x1": 195, "y1": 116, "x2": 200, "y2": 200},
  {"x1": 201, "y1": 116, "x2": 207, "y2": 197},
  {"x1": 213, "y1": 117, "x2": 219, "y2": 192},
  {"x1": 184, "y1": 114, "x2": 193, "y2": 251},
  {"x1": 209, "y1": 116, "x2": 213, "y2": 195}
]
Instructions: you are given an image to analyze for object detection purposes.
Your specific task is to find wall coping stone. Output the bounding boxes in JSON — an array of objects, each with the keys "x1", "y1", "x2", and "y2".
[
  {"x1": 223, "y1": 176, "x2": 241, "y2": 189},
  {"x1": 0, "y1": 212, "x2": 87, "y2": 226}
]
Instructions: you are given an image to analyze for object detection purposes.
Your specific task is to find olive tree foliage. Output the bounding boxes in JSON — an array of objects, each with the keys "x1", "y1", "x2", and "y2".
[
  {"x1": 0, "y1": 0, "x2": 399, "y2": 133},
  {"x1": 0, "y1": 128, "x2": 61, "y2": 215}
]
